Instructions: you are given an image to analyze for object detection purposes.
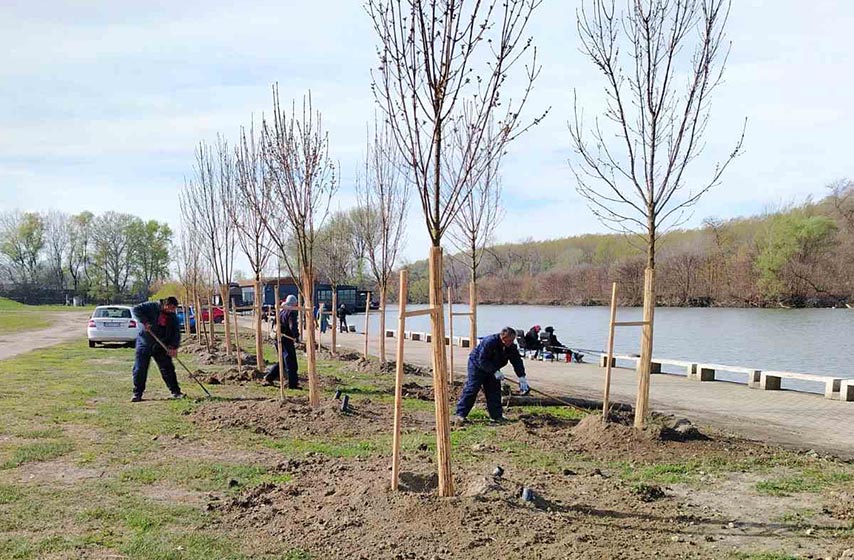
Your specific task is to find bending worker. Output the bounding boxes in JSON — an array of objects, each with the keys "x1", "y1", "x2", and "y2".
[
  {"x1": 131, "y1": 296, "x2": 184, "y2": 402},
  {"x1": 263, "y1": 295, "x2": 300, "y2": 389},
  {"x1": 454, "y1": 326, "x2": 530, "y2": 424}
]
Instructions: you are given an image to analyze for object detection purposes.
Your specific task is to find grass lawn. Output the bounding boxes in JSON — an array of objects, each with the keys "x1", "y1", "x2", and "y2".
[
  {"x1": 0, "y1": 298, "x2": 96, "y2": 335},
  {"x1": 0, "y1": 335, "x2": 851, "y2": 559}
]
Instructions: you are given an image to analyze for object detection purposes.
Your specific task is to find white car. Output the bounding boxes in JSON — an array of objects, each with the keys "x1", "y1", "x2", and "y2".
[{"x1": 87, "y1": 305, "x2": 140, "y2": 348}]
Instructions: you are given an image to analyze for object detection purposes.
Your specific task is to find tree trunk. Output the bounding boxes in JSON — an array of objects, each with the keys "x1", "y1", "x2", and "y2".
[
  {"x1": 254, "y1": 279, "x2": 264, "y2": 371},
  {"x1": 635, "y1": 227, "x2": 657, "y2": 428},
  {"x1": 220, "y1": 285, "x2": 232, "y2": 357},
  {"x1": 303, "y1": 267, "x2": 320, "y2": 407},
  {"x1": 208, "y1": 291, "x2": 216, "y2": 349},
  {"x1": 331, "y1": 290, "x2": 338, "y2": 357},
  {"x1": 379, "y1": 287, "x2": 387, "y2": 365},
  {"x1": 429, "y1": 246, "x2": 453, "y2": 497}
]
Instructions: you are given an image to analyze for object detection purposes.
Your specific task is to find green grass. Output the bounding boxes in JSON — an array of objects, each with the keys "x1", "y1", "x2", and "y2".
[
  {"x1": 755, "y1": 468, "x2": 853, "y2": 496},
  {"x1": 1, "y1": 440, "x2": 74, "y2": 469}
]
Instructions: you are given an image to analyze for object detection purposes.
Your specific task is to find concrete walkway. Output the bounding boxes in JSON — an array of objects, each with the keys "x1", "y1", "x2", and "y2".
[{"x1": 327, "y1": 329, "x2": 854, "y2": 459}]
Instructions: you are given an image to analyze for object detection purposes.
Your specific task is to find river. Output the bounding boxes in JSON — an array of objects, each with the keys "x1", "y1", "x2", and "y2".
[{"x1": 353, "y1": 304, "x2": 854, "y2": 392}]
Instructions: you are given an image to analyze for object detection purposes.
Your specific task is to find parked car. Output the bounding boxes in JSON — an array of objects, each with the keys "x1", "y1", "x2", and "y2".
[
  {"x1": 176, "y1": 305, "x2": 196, "y2": 333},
  {"x1": 200, "y1": 306, "x2": 225, "y2": 324},
  {"x1": 87, "y1": 305, "x2": 140, "y2": 348}
]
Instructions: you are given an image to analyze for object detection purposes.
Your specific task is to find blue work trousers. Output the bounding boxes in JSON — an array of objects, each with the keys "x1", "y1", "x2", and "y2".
[
  {"x1": 455, "y1": 363, "x2": 503, "y2": 420},
  {"x1": 132, "y1": 343, "x2": 181, "y2": 397},
  {"x1": 264, "y1": 338, "x2": 299, "y2": 389}
]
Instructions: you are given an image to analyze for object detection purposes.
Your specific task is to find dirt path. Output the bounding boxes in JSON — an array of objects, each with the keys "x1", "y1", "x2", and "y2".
[
  {"x1": 330, "y1": 330, "x2": 854, "y2": 459},
  {"x1": 0, "y1": 311, "x2": 90, "y2": 360}
]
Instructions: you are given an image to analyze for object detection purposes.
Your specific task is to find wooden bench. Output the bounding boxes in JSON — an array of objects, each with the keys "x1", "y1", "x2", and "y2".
[
  {"x1": 841, "y1": 379, "x2": 854, "y2": 402},
  {"x1": 460, "y1": 337, "x2": 471, "y2": 348},
  {"x1": 598, "y1": 354, "x2": 639, "y2": 368},
  {"x1": 691, "y1": 363, "x2": 762, "y2": 386},
  {"x1": 759, "y1": 370, "x2": 843, "y2": 399},
  {"x1": 410, "y1": 332, "x2": 422, "y2": 342}
]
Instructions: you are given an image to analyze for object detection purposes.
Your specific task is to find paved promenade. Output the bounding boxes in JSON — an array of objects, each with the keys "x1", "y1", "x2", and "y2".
[{"x1": 328, "y1": 329, "x2": 854, "y2": 459}]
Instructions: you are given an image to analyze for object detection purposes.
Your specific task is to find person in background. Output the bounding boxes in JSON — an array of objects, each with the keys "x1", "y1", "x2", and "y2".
[
  {"x1": 454, "y1": 327, "x2": 530, "y2": 424},
  {"x1": 317, "y1": 302, "x2": 329, "y2": 334},
  {"x1": 337, "y1": 303, "x2": 349, "y2": 333},
  {"x1": 523, "y1": 325, "x2": 542, "y2": 358},
  {"x1": 130, "y1": 296, "x2": 184, "y2": 402},
  {"x1": 263, "y1": 295, "x2": 300, "y2": 389},
  {"x1": 543, "y1": 326, "x2": 584, "y2": 363}
]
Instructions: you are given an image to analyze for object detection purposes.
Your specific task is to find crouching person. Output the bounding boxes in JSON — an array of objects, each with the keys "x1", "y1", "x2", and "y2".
[
  {"x1": 454, "y1": 326, "x2": 530, "y2": 424},
  {"x1": 131, "y1": 296, "x2": 184, "y2": 402}
]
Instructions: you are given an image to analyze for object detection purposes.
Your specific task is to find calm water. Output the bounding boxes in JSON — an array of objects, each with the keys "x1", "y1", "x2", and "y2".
[{"x1": 358, "y1": 305, "x2": 854, "y2": 389}]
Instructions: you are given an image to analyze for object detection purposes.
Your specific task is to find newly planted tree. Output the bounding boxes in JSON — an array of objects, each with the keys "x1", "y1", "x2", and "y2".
[
  {"x1": 569, "y1": 0, "x2": 744, "y2": 426},
  {"x1": 355, "y1": 120, "x2": 408, "y2": 366},
  {"x1": 367, "y1": 0, "x2": 545, "y2": 496},
  {"x1": 262, "y1": 86, "x2": 337, "y2": 407}
]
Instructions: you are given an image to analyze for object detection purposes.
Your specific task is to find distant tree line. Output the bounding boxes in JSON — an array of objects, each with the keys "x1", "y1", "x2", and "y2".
[
  {"x1": 0, "y1": 210, "x2": 172, "y2": 304},
  {"x1": 400, "y1": 182, "x2": 854, "y2": 309}
]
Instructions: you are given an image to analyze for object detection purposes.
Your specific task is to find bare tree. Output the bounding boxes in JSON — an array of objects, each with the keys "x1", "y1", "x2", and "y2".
[
  {"x1": 180, "y1": 137, "x2": 237, "y2": 355},
  {"x1": 355, "y1": 120, "x2": 409, "y2": 366},
  {"x1": 233, "y1": 120, "x2": 274, "y2": 370},
  {"x1": 43, "y1": 211, "x2": 71, "y2": 291},
  {"x1": 262, "y1": 86, "x2": 337, "y2": 407},
  {"x1": 569, "y1": 0, "x2": 744, "y2": 426},
  {"x1": 448, "y1": 116, "x2": 505, "y2": 346},
  {"x1": 367, "y1": 0, "x2": 545, "y2": 497}
]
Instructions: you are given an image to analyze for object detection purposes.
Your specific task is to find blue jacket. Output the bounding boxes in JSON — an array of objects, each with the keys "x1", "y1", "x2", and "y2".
[
  {"x1": 133, "y1": 301, "x2": 181, "y2": 350},
  {"x1": 469, "y1": 333, "x2": 526, "y2": 377},
  {"x1": 276, "y1": 309, "x2": 299, "y2": 342}
]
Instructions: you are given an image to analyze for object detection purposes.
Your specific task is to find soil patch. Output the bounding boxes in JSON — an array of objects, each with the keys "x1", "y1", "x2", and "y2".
[
  {"x1": 190, "y1": 397, "x2": 434, "y2": 439},
  {"x1": 12, "y1": 459, "x2": 104, "y2": 485}
]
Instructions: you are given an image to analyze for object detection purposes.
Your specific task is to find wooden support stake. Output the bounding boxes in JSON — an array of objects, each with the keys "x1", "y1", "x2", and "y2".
[
  {"x1": 469, "y1": 280, "x2": 477, "y2": 348},
  {"x1": 232, "y1": 306, "x2": 242, "y2": 370},
  {"x1": 448, "y1": 286, "x2": 455, "y2": 400},
  {"x1": 274, "y1": 281, "x2": 285, "y2": 401},
  {"x1": 208, "y1": 292, "x2": 215, "y2": 349},
  {"x1": 254, "y1": 279, "x2": 264, "y2": 371},
  {"x1": 317, "y1": 302, "x2": 325, "y2": 348},
  {"x1": 363, "y1": 291, "x2": 371, "y2": 359},
  {"x1": 635, "y1": 267, "x2": 655, "y2": 428},
  {"x1": 391, "y1": 270, "x2": 408, "y2": 491},
  {"x1": 221, "y1": 285, "x2": 233, "y2": 357},
  {"x1": 429, "y1": 246, "x2": 453, "y2": 497},
  {"x1": 303, "y1": 267, "x2": 320, "y2": 408},
  {"x1": 331, "y1": 291, "x2": 338, "y2": 356},
  {"x1": 403, "y1": 308, "x2": 436, "y2": 318},
  {"x1": 602, "y1": 282, "x2": 618, "y2": 422}
]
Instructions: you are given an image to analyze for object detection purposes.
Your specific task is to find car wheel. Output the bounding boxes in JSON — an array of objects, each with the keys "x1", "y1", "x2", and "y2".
[
  {"x1": 88, "y1": 340, "x2": 96, "y2": 348},
  {"x1": 125, "y1": 341, "x2": 135, "y2": 348}
]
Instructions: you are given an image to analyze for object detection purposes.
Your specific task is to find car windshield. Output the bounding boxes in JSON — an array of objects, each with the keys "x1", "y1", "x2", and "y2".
[{"x1": 93, "y1": 308, "x2": 131, "y2": 319}]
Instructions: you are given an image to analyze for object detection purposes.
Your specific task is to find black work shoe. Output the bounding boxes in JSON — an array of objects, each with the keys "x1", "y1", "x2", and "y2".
[
  {"x1": 489, "y1": 415, "x2": 510, "y2": 424},
  {"x1": 170, "y1": 393, "x2": 186, "y2": 400},
  {"x1": 131, "y1": 395, "x2": 142, "y2": 403}
]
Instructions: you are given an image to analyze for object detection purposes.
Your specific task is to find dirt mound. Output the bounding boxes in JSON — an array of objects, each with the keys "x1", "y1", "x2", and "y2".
[
  {"x1": 379, "y1": 360, "x2": 430, "y2": 376},
  {"x1": 203, "y1": 366, "x2": 263, "y2": 385},
  {"x1": 402, "y1": 382, "x2": 433, "y2": 401},
  {"x1": 191, "y1": 397, "x2": 432, "y2": 439}
]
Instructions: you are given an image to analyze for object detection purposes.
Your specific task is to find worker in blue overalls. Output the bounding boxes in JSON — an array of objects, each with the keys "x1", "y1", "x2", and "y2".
[{"x1": 454, "y1": 326, "x2": 530, "y2": 424}]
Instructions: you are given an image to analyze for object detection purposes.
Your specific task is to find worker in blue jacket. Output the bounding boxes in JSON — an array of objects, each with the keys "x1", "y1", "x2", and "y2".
[
  {"x1": 263, "y1": 295, "x2": 301, "y2": 389},
  {"x1": 131, "y1": 296, "x2": 183, "y2": 402},
  {"x1": 454, "y1": 327, "x2": 530, "y2": 424}
]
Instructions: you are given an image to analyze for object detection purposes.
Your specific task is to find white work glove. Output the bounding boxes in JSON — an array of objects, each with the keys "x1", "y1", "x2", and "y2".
[
  {"x1": 494, "y1": 371, "x2": 504, "y2": 382},
  {"x1": 518, "y1": 377, "x2": 530, "y2": 395}
]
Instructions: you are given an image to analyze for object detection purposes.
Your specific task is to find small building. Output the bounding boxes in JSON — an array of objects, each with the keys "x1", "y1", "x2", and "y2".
[{"x1": 234, "y1": 278, "x2": 364, "y2": 314}]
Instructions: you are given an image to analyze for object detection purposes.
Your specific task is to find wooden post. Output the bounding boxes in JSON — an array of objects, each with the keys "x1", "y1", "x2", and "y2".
[
  {"x1": 303, "y1": 267, "x2": 320, "y2": 407},
  {"x1": 429, "y1": 246, "x2": 453, "y2": 497},
  {"x1": 391, "y1": 270, "x2": 408, "y2": 491},
  {"x1": 274, "y1": 281, "x2": 285, "y2": 400},
  {"x1": 317, "y1": 302, "x2": 325, "y2": 347},
  {"x1": 448, "y1": 286, "x2": 455, "y2": 399},
  {"x1": 208, "y1": 292, "x2": 215, "y2": 349},
  {"x1": 469, "y1": 280, "x2": 477, "y2": 348},
  {"x1": 331, "y1": 291, "x2": 338, "y2": 357},
  {"x1": 232, "y1": 306, "x2": 242, "y2": 369},
  {"x1": 221, "y1": 285, "x2": 232, "y2": 357},
  {"x1": 363, "y1": 291, "x2": 371, "y2": 359},
  {"x1": 254, "y1": 279, "x2": 265, "y2": 371},
  {"x1": 635, "y1": 268, "x2": 655, "y2": 428},
  {"x1": 378, "y1": 287, "x2": 387, "y2": 365},
  {"x1": 602, "y1": 282, "x2": 618, "y2": 422}
]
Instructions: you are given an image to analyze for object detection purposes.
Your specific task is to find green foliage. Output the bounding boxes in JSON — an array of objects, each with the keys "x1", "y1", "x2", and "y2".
[{"x1": 756, "y1": 213, "x2": 838, "y2": 298}]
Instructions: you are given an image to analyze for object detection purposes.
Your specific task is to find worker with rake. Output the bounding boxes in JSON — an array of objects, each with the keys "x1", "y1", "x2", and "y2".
[
  {"x1": 130, "y1": 296, "x2": 184, "y2": 402},
  {"x1": 454, "y1": 326, "x2": 530, "y2": 424}
]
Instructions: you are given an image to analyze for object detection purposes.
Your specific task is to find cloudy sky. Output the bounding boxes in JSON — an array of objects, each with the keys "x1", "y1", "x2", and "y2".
[{"x1": 2, "y1": 0, "x2": 853, "y2": 265}]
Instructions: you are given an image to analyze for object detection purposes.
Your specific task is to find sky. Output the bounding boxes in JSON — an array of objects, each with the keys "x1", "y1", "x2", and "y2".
[{"x1": 2, "y1": 0, "x2": 853, "y2": 267}]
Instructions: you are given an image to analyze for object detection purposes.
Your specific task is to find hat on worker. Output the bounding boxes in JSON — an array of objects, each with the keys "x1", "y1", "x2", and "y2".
[
  {"x1": 544, "y1": 326, "x2": 554, "y2": 332},
  {"x1": 532, "y1": 325, "x2": 541, "y2": 332},
  {"x1": 283, "y1": 295, "x2": 298, "y2": 306}
]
